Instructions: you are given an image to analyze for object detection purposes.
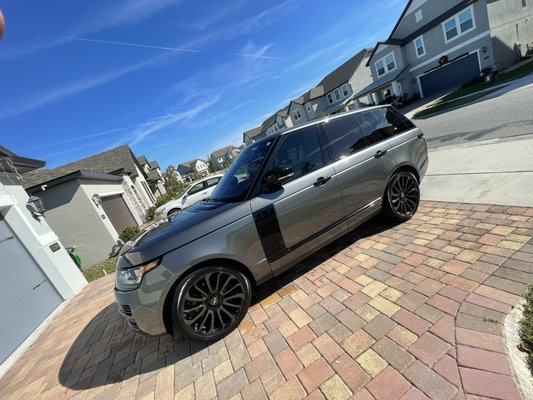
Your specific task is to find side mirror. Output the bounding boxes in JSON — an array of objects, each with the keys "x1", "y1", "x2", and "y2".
[{"x1": 263, "y1": 166, "x2": 294, "y2": 189}]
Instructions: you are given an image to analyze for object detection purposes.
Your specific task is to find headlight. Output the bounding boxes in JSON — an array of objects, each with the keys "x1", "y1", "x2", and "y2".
[{"x1": 115, "y1": 258, "x2": 161, "y2": 291}]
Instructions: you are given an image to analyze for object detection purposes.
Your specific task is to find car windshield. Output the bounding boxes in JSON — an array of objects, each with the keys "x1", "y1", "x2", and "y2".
[{"x1": 211, "y1": 138, "x2": 274, "y2": 202}]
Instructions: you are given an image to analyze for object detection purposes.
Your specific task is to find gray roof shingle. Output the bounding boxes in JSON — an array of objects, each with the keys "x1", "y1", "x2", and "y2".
[
  {"x1": 22, "y1": 145, "x2": 143, "y2": 190},
  {"x1": 318, "y1": 48, "x2": 372, "y2": 93}
]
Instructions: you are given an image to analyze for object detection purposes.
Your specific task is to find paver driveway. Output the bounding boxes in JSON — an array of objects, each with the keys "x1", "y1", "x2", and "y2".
[{"x1": 1, "y1": 201, "x2": 532, "y2": 400}]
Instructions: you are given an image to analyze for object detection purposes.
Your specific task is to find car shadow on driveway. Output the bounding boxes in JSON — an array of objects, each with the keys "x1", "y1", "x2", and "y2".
[{"x1": 58, "y1": 214, "x2": 399, "y2": 391}]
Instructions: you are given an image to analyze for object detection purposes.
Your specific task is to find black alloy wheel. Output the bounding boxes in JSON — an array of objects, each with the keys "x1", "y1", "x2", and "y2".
[
  {"x1": 167, "y1": 209, "x2": 182, "y2": 218},
  {"x1": 384, "y1": 171, "x2": 420, "y2": 222},
  {"x1": 173, "y1": 266, "x2": 251, "y2": 342}
]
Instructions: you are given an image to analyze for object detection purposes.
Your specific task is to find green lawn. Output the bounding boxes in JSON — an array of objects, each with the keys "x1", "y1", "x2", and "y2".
[
  {"x1": 82, "y1": 257, "x2": 118, "y2": 283},
  {"x1": 413, "y1": 87, "x2": 502, "y2": 118},
  {"x1": 413, "y1": 59, "x2": 533, "y2": 118}
]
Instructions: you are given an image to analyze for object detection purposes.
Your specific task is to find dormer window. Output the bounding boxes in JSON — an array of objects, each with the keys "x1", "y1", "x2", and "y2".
[
  {"x1": 341, "y1": 84, "x2": 349, "y2": 97},
  {"x1": 415, "y1": 10, "x2": 423, "y2": 23},
  {"x1": 293, "y1": 108, "x2": 302, "y2": 121},
  {"x1": 327, "y1": 93, "x2": 334, "y2": 104}
]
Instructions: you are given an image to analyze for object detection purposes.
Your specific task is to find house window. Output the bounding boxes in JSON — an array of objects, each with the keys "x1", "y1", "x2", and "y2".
[
  {"x1": 375, "y1": 52, "x2": 397, "y2": 77},
  {"x1": 443, "y1": 6, "x2": 475, "y2": 43},
  {"x1": 293, "y1": 108, "x2": 302, "y2": 121},
  {"x1": 334, "y1": 89, "x2": 341, "y2": 101},
  {"x1": 415, "y1": 10, "x2": 423, "y2": 23},
  {"x1": 327, "y1": 93, "x2": 334, "y2": 104},
  {"x1": 341, "y1": 84, "x2": 349, "y2": 97},
  {"x1": 376, "y1": 60, "x2": 386, "y2": 76},
  {"x1": 414, "y1": 36, "x2": 425, "y2": 57},
  {"x1": 306, "y1": 103, "x2": 312, "y2": 112}
]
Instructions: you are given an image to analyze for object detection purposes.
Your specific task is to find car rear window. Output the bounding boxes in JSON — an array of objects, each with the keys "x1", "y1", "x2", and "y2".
[{"x1": 356, "y1": 107, "x2": 415, "y2": 145}]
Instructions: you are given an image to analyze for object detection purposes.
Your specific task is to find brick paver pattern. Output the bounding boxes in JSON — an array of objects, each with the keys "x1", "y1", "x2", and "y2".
[{"x1": 1, "y1": 201, "x2": 532, "y2": 400}]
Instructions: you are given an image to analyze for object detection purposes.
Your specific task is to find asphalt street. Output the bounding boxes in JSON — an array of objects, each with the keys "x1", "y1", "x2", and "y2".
[{"x1": 413, "y1": 75, "x2": 533, "y2": 149}]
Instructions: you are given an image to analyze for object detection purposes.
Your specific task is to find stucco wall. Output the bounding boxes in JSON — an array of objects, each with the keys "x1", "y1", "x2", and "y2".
[
  {"x1": 0, "y1": 176, "x2": 86, "y2": 298},
  {"x1": 36, "y1": 179, "x2": 117, "y2": 269},
  {"x1": 487, "y1": 0, "x2": 533, "y2": 69}
]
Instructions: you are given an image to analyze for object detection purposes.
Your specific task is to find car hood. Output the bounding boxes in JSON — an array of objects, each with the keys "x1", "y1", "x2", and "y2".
[{"x1": 118, "y1": 200, "x2": 250, "y2": 267}]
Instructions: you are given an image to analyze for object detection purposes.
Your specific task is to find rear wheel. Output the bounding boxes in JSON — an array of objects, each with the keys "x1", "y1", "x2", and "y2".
[
  {"x1": 383, "y1": 171, "x2": 420, "y2": 222},
  {"x1": 172, "y1": 266, "x2": 251, "y2": 342}
]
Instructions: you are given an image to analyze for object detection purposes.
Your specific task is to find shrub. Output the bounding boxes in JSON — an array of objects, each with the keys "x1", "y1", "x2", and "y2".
[
  {"x1": 519, "y1": 284, "x2": 533, "y2": 373},
  {"x1": 119, "y1": 226, "x2": 140, "y2": 242},
  {"x1": 146, "y1": 193, "x2": 177, "y2": 220}
]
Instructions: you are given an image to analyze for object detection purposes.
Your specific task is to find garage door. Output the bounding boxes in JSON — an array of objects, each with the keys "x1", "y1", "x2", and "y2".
[
  {"x1": 100, "y1": 194, "x2": 137, "y2": 235},
  {"x1": 0, "y1": 218, "x2": 62, "y2": 364},
  {"x1": 420, "y1": 53, "x2": 480, "y2": 97}
]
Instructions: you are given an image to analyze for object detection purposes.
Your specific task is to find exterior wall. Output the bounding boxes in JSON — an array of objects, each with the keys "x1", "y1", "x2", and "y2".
[
  {"x1": 0, "y1": 177, "x2": 87, "y2": 299},
  {"x1": 393, "y1": 0, "x2": 465, "y2": 39},
  {"x1": 31, "y1": 179, "x2": 117, "y2": 269},
  {"x1": 133, "y1": 166, "x2": 156, "y2": 207},
  {"x1": 487, "y1": 0, "x2": 533, "y2": 69},
  {"x1": 347, "y1": 58, "x2": 374, "y2": 105},
  {"x1": 121, "y1": 175, "x2": 148, "y2": 221},
  {"x1": 288, "y1": 102, "x2": 307, "y2": 126},
  {"x1": 406, "y1": 1, "x2": 493, "y2": 73}
]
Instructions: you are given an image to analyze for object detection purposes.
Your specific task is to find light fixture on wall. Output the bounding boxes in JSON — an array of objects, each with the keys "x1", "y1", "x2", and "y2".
[
  {"x1": 27, "y1": 196, "x2": 45, "y2": 217},
  {"x1": 92, "y1": 194, "x2": 102, "y2": 207}
]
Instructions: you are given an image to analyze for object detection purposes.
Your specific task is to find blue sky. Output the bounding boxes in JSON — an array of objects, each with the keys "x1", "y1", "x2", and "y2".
[{"x1": 0, "y1": 0, "x2": 406, "y2": 170}]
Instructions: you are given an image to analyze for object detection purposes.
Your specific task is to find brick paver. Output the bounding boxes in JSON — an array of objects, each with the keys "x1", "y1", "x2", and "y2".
[{"x1": 0, "y1": 201, "x2": 531, "y2": 399}]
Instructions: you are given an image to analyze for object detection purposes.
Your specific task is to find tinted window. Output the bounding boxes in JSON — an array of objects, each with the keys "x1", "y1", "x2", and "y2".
[
  {"x1": 356, "y1": 107, "x2": 414, "y2": 145},
  {"x1": 268, "y1": 127, "x2": 324, "y2": 183},
  {"x1": 188, "y1": 182, "x2": 205, "y2": 195},
  {"x1": 322, "y1": 115, "x2": 366, "y2": 161}
]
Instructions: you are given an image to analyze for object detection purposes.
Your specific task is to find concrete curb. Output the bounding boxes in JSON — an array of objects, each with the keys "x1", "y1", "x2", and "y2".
[{"x1": 504, "y1": 300, "x2": 533, "y2": 400}]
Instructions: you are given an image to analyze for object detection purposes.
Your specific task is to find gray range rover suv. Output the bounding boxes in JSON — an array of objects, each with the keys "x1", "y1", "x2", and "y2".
[{"x1": 115, "y1": 106, "x2": 428, "y2": 342}]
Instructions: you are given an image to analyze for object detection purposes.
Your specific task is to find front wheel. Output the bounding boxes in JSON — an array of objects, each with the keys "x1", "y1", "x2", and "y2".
[
  {"x1": 167, "y1": 208, "x2": 182, "y2": 218},
  {"x1": 172, "y1": 266, "x2": 251, "y2": 342},
  {"x1": 383, "y1": 171, "x2": 420, "y2": 222}
]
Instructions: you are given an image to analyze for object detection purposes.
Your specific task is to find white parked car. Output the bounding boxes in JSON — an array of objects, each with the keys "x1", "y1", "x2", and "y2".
[{"x1": 153, "y1": 174, "x2": 223, "y2": 220}]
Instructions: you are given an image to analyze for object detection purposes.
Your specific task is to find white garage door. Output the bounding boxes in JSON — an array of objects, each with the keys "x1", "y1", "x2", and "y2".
[{"x1": 0, "y1": 218, "x2": 62, "y2": 364}]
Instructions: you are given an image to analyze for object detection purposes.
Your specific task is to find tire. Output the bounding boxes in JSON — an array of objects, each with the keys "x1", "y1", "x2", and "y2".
[
  {"x1": 383, "y1": 171, "x2": 420, "y2": 222},
  {"x1": 172, "y1": 266, "x2": 251, "y2": 342},
  {"x1": 167, "y1": 208, "x2": 182, "y2": 218}
]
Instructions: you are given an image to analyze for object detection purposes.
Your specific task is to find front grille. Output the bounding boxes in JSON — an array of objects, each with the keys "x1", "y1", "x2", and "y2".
[{"x1": 119, "y1": 304, "x2": 132, "y2": 316}]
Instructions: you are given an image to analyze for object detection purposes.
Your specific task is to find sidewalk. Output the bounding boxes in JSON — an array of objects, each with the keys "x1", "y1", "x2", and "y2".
[{"x1": 422, "y1": 135, "x2": 533, "y2": 207}]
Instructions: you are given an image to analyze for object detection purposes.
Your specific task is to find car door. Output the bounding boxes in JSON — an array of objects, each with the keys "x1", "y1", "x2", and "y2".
[
  {"x1": 182, "y1": 181, "x2": 207, "y2": 207},
  {"x1": 250, "y1": 126, "x2": 345, "y2": 274},
  {"x1": 320, "y1": 113, "x2": 396, "y2": 226}
]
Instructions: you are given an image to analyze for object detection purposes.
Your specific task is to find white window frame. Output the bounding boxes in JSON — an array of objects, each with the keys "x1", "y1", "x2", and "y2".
[
  {"x1": 327, "y1": 93, "x2": 334, "y2": 104},
  {"x1": 442, "y1": 5, "x2": 476, "y2": 44},
  {"x1": 414, "y1": 35, "x2": 426, "y2": 58},
  {"x1": 334, "y1": 89, "x2": 341, "y2": 101},
  {"x1": 415, "y1": 10, "x2": 423, "y2": 23},
  {"x1": 293, "y1": 108, "x2": 302, "y2": 121},
  {"x1": 341, "y1": 83, "x2": 349, "y2": 97},
  {"x1": 375, "y1": 51, "x2": 397, "y2": 77}
]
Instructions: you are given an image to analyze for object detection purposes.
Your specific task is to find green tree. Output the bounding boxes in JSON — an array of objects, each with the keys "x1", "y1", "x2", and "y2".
[{"x1": 163, "y1": 165, "x2": 187, "y2": 196}]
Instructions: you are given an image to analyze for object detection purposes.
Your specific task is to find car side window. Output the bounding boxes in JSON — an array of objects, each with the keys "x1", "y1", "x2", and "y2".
[
  {"x1": 356, "y1": 107, "x2": 415, "y2": 145},
  {"x1": 188, "y1": 182, "x2": 204, "y2": 195},
  {"x1": 268, "y1": 127, "x2": 324, "y2": 183},
  {"x1": 205, "y1": 177, "x2": 220, "y2": 188},
  {"x1": 321, "y1": 115, "x2": 366, "y2": 161}
]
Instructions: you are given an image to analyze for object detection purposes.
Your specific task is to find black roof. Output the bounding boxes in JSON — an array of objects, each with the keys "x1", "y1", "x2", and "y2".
[{"x1": 22, "y1": 145, "x2": 144, "y2": 190}]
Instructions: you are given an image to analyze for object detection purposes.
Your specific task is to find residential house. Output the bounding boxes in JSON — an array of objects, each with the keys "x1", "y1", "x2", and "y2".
[
  {"x1": 242, "y1": 48, "x2": 373, "y2": 145},
  {"x1": 22, "y1": 145, "x2": 157, "y2": 267},
  {"x1": 210, "y1": 146, "x2": 241, "y2": 170},
  {"x1": 177, "y1": 159, "x2": 209, "y2": 181},
  {"x1": 287, "y1": 48, "x2": 374, "y2": 126},
  {"x1": 0, "y1": 146, "x2": 87, "y2": 365},
  {"x1": 355, "y1": 0, "x2": 533, "y2": 102},
  {"x1": 137, "y1": 156, "x2": 166, "y2": 198}
]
